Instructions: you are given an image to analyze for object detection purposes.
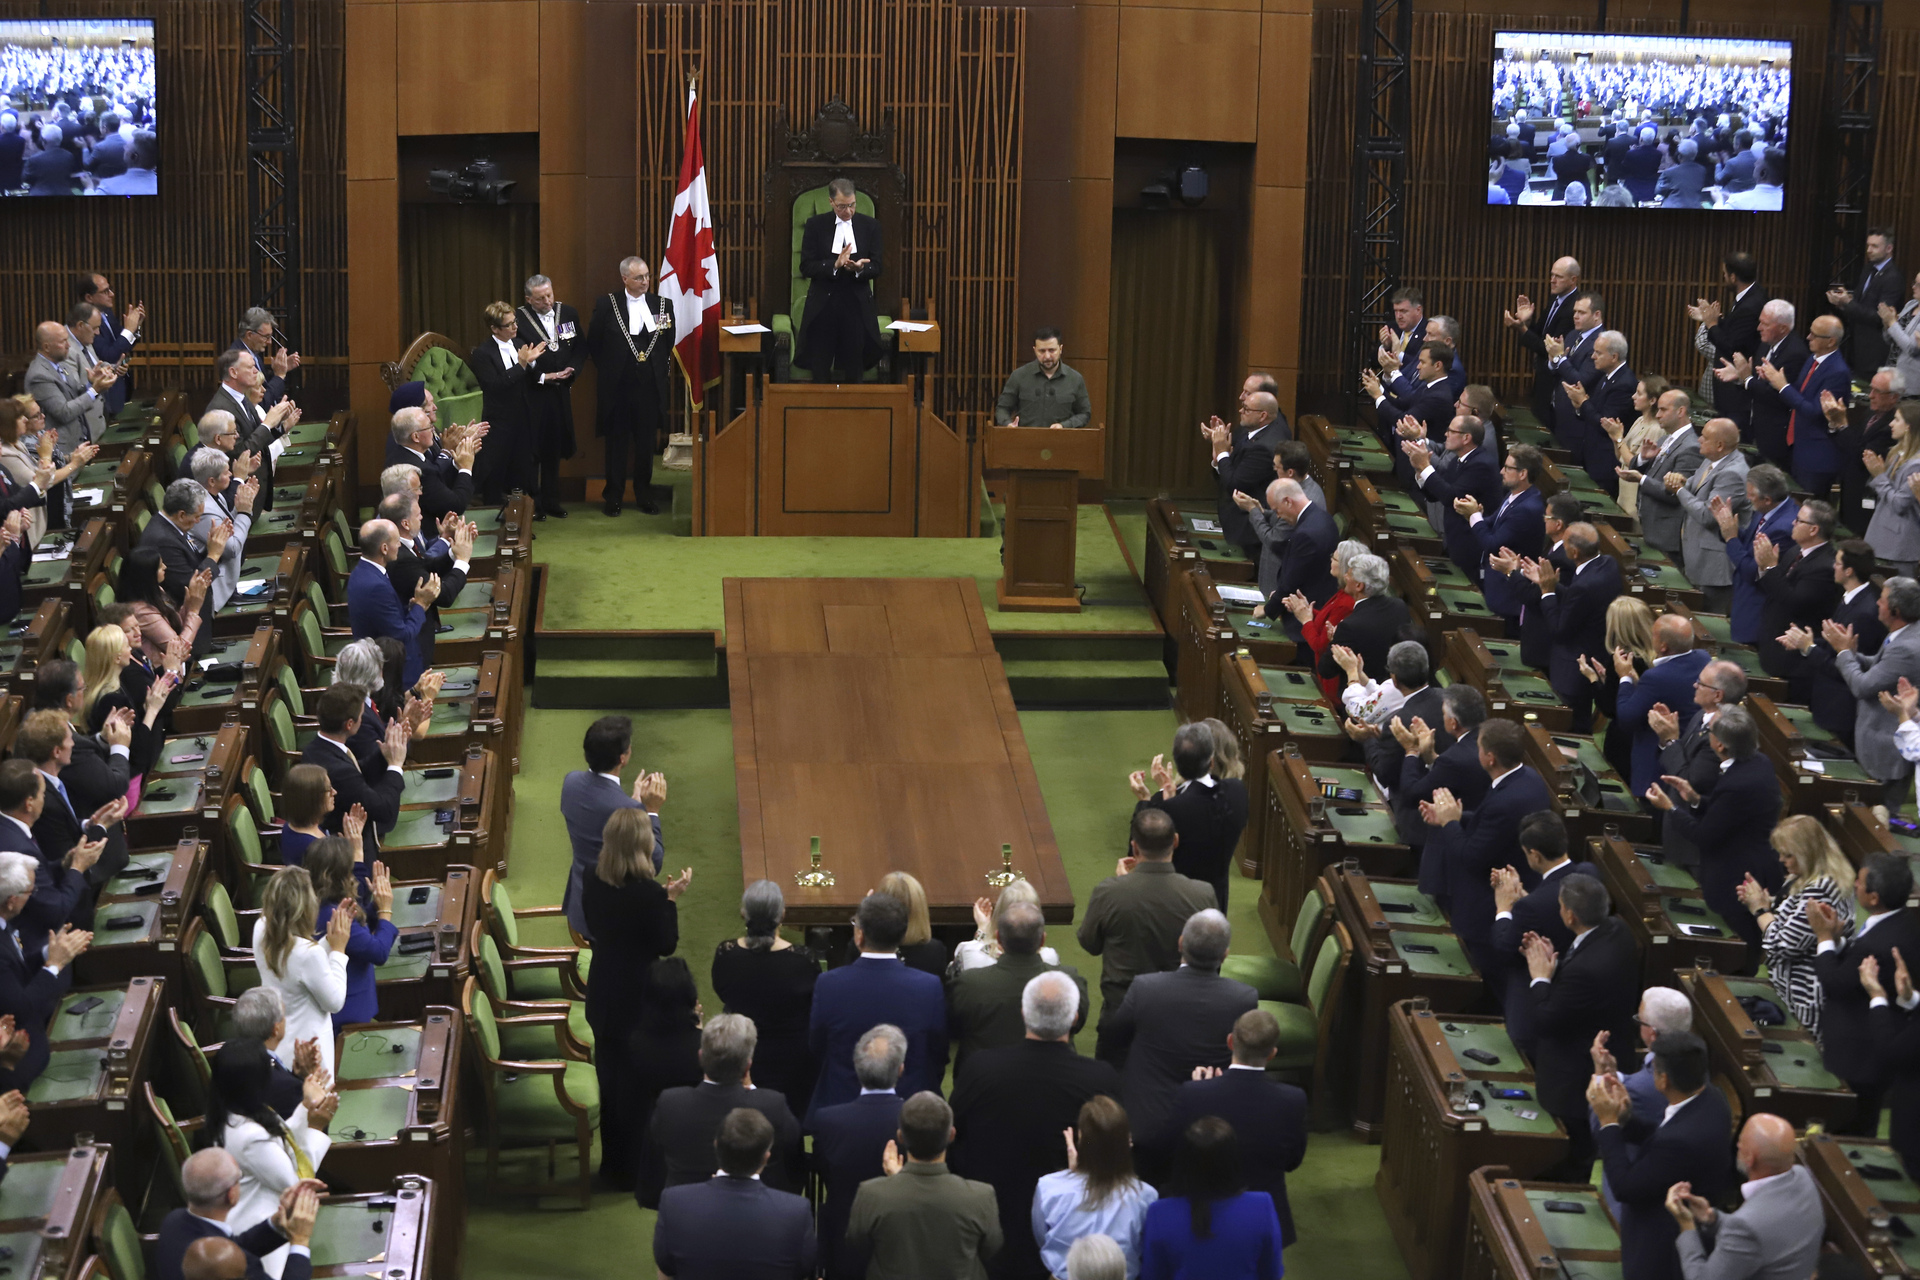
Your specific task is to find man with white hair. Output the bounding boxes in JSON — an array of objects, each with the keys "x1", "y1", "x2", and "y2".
[
  {"x1": 950, "y1": 970, "x2": 1122, "y2": 1280},
  {"x1": 231, "y1": 986, "x2": 322, "y2": 1120},
  {"x1": 24, "y1": 123, "x2": 75, "y2": 194},
  {"x1": 154, "y1": 1146, "x2": 318, "y2": 1280},
  {"x1": 813, "y1": 1026, "x2": 908, "y2": 1280},
  {"x1": 0, "y1": 846, "x2": 89, "y2": 1092},
  {"x1": 1103, "y1": 909, "x2": 1257, "y2": 1173},
  {"x1": 515, "y1": 273, "x2": 578, "y2": 520},
  {"x1": 1590, "y1": 987, "x2": 1694, "y2": 1218},
  {"x1": 585, "y1": 255, "x2": 673, "y2": 516},
  {"x1": 185, "y1": 447, "x2": 256, "y2": 611},
  {"x1": 1656, "y1": 137, "x2": 1707, "y2": 208},
  {"x1": 1259, "y1": 477, "x2": 1340, "y2": 639},
  {"x1": 378, "y1": 463, "x2": 422, "y2": 502},
  {"x1": 1566, "y1": 329, "x2": 1636, "y2": 496}
]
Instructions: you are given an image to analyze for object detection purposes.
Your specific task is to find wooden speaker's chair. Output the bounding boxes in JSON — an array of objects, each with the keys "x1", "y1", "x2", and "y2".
[
  {"x1": 380, "y1": 334, "x2": 484, "y2": 427},
  {"x1": 764, "y1": 96, "x2": 907, "y2": 383}
]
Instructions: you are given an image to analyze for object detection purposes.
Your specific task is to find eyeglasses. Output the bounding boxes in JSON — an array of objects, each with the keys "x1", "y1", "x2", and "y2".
[{"x1": 1500, "y1": 462, "x2": 1525, "y2": 472}]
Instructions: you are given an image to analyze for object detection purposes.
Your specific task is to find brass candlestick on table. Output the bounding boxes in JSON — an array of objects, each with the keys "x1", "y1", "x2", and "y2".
[
  {"x1": 795, "y1": 835, "x2": 835, "y2": 887},
  {"x1": 985, "y1": 842, "x2": 1023, "y2": 888}
]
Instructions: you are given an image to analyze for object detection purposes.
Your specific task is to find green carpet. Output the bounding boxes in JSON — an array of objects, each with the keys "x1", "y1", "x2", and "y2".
[
  {"x1": 532, "y1": 502, "x2": 1155, "y2": 635},
  {"x1": 467, "y1": 704, "x2": 1408, "y2": 1279}
]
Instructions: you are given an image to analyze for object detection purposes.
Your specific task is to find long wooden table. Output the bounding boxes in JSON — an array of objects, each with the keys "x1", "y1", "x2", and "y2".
[{"x1": 726, "y1": 578, "x2": 1073, "y2": 925}]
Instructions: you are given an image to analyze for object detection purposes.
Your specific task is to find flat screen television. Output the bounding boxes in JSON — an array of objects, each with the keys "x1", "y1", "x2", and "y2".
[
  {"x1": 1490, "y1": 31, "x2": 1790, "y2": 210},
  {"x1": 0, "y1": 18, "x2": 155, "y2": 197}
]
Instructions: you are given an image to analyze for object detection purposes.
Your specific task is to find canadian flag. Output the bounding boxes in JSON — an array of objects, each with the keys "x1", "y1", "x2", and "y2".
[{"x1": 660, "y1": 82, "x2": 720, "y2": 409}]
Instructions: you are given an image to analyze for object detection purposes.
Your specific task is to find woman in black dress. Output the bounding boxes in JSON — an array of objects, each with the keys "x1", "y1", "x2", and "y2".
[
  {"x1": 630, "y1": 957, "x2": 703, "y2": 1175},
  {"x1": 840, "y1": 871, "x2": 949, "y2": 976},
  {"x1": 1578, "y1": 596, "x2": 1655, "y2": 784},
  {"x1": 581, "y1": 807, "x2": 690, "y2": 1190},
  {"x1": 712, "y1": 879, "x2": 822, "y2": 1110}
]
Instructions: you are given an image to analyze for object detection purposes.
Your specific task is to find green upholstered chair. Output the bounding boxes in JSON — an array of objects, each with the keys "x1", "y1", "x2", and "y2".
[
  {"x1": 161, "y1": 1007, "x2": 211, "y2": 1119},
  {"x1": 142, "y1": 1081, "x2": 200, "y2": 1222},
  {"x1": 408, "y1": 340, "x2": 485, "y2": 428},
  {"x1": 1263, "y1": 919, "x2": 1354, "y2": 1129},
  {"x1": 463, "y1": 976, "x2": 600, "y2": 1208},
  {"x1": 770, "y1": 185, "x2": 893, "y2": 383},
  {"x1": 181, "y1": 917, "x2": 254, "y2": 1041},
  {"x1": 1221, "y1": 877, "x2": 1333, "y2": 1005},
  {"x1": 480, "y1": 869, "x2": 589, "y2": 1002},
  {"x1": 471, "y1": 922, "x2": 593, "y2": 1059},
  {"x1": 92, "y1": 1192, "x2": 147, "y2": 1280}
]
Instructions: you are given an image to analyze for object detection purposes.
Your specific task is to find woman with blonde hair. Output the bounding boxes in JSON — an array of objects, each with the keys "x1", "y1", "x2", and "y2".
[
  {"x1": 1201, "y1": 717, "x2": 1244, "y2": 781},
  {"x1": 252, "y1": 865, "x2": 352, "y2": 1077},
  {"x1": 1864, "y1": 398, "x2": 1920, "y2": 578},
  {"x1": 1737, "y1": 814, "x2": 1858, "y2": 1040},
  {"x1": 79, "y1": 623, "x2": 175, "y2": 787},
  {"x1": 874, "y1": 870, "x2": 948, "y2": 976},
  {"x1": 1578, "y1": 596, "x2": 1658, "y2": 781},
  {"x1": 951, "y1": 877, "x2": 1061, "y2": 974},
  {"x1": 1602, "y1": 374, "x2": 1671, "y2": 518}
]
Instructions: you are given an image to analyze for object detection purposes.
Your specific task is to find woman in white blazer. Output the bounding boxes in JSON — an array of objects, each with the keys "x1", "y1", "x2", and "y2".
[
  {"x1": 252, "y1": 866, "x2": 352, "y2": 1078},
  {"x1": 211, "y1": 1038, "x2": 336, "y2": 1280}
]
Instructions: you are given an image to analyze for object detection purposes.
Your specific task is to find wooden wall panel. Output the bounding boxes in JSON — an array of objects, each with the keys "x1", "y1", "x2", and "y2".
[
  {"x1": 345, "y1": 3, "x2": 398, "y2": 180},
  {"x1": 537, "y1": 0, "x2": 588, "y2": 176},
  {"x1": 395, "y1": 2, "x2": 540, "y2": 135},
  {"x1": 632, "y1": 0, "x2": 1025, "y2": 419},
  {"x1": 1114, "y1": 9, "x2": 1261, "y2": 142}
]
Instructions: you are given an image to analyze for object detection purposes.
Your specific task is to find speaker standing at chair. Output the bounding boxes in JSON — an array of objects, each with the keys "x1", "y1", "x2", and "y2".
[
  {"x1": 587, "y1": 256, "x2": 673, "y2": 516},
  {"x1": 797, "y1": 178, "x2": 884, "y2": 383}
]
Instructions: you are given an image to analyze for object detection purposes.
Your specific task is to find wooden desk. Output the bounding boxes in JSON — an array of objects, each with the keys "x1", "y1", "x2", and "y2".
[
  {"x1": 18, "y1": 518, "x2": 110, "y2": 614},
  {"x1": 1327, "y1": 868, "x2": 1482, "y2": 1139},
  {"x1": 1749, "y1": 693, "x2": 1882, "y2": 814},
  {"x1": 1803, "y1": 1132, "x2": 1920, "y2": 1277},
  {"x1": 1444, "y1": 628, "x2": 1570, "y2": 730},
  {"x1": 73, "y1": 839, "x2": 211, "y2": 991},
  {"x1": 1521, "y1": 725, "x2": 1654, "y2": 843},
  {"x1": 1172, "y1": 571, "x2": 1295, "y2": 727},
  {"x1": 373, "y1": 867, "x2": 479, "y2": 1022},
  {"x1": 0, "y1": 600, "x2": 72, "y2": 691},
  {"x1": 1463, "y1": 1167, "x2": 1621, "y2": 1280},
  {"x1": 1143, "y1": 499, "x2": 1254, "y2": 629},
  {"x1": 1218, "y1": 656, "x2": 1341, "y2": 880},
  {"x1": 1390, "y1": 546, "x2": 1505, "y2": 645},
  {"x1": 1377, "y1": 1004, "x2": 1566, "y2": 1280},
  {"x1": 216, "y1": 545, "x2": 304, "y2": 638},
  {"x1": 1680, "y1": 966, "x2": 1853, "y2": 1130},
  {"x1": 0, "y1": 1146, "x2": 112, "y2": 1280},
  {"x1": 126, "y1": 723, "x2": 244, "y2": 853},
  {"x1": 377, "y1": 748, "x2": 503, "y2": 879},
  {"x1": 27, "y1": 978, "x2": 163, "y2": 1210},
  {"x1": 303, "y1": 1177, "x2": 436, "y2": 1280},
  {"x1": 1258, "y1": 746, "x2": 1414, "y2": 956},
  {"x1": 1825, "y1": 800, "x2": 1913, "y2": 871},
  {"x1": 727, "y1": 578, "x2": 1072, "y2": 925},
  {"x1": 1589, "y1": 835, "x2": 1747, "y2": 983}
]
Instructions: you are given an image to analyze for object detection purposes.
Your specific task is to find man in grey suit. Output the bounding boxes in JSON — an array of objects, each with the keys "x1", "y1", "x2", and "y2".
[
  {"x1": 23, "y1": 317, "x2": 115, "y2": 454},
  {"x1": 1618, "y1": 389, "x2": 1701, "y2": 556},
  {"x1": 558, "y1": 714, "x2": 663, "y2": 938},
  {"x1": 1655, "y1": 139, "x2": 1708, "y2": 209},
  {"x1": 1668, "y1": 1112, "x2": 1824, "y2": 1280},
  {"x1": 1830, "y1": 576, "x2": 1920, "y2": 797},
  {"x1": 1236, "y1": 440, "x2": 1325, "y2": 601},
  {"x1": 1672, "y1": 419, "x2": 1750, "y2": 614},
  {"x1": 1101, "y1": 908, "x2": 1257, "y2": 1171}
]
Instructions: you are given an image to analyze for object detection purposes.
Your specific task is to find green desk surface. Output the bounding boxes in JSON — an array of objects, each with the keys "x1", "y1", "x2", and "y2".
[
  {"x1": 1479, "y1": 1095, "x2": 1564, "y2": 1135},
  {"x1": 1168, "y1": 508, "x2": 1253, "y2": 563},
  {"x1": 1720, "y1": 647, "x2": 1768, "y2": 683},
  {"x1": 1690, "y1": 613, "x2": 1734, "y2": 644},
  {"x1": 1385, "y1": 513, "x2": 1435, "y2": 539},
  {"x1": 437, "y1": 609, "x2": 489, "y2": 641},
  {"x1": 1634, "y1": 850, "x2": 1701, "y2": 893},
  {"x1": 309, "y1": 1202, "x2": 399, "y2": 1269},
  {"x1": 1838, "y1": 1143, "x2": 1920, "y2": 1206},
  {"x1": 1392, "y1": 930, "x2": 1475, "y2": 976},
  {"x1": 71, "y1": 461, "x2": 118, "y2": 489},
  {"x1": 0, "y1": 1230, "x2": 45, "y2": 1275},
  {"x1": 1499, "y1": 670, "x2": 1565, "y2": 708},
  {"x1": 1228, "y1": 613, "x2": 1285, "y2": 645},
  {"x1": 448, "y1": 580, "x2": 493, "y2": 610},
  {"x1": 134, "y1": 776, "x2": 203, "y2": 817},
  {"x1": 388, "y1": 885, "x2": 443, "y2": 929},
  {"x1": 271, "y1": 484, "x2": 307, "y2": 506},
  {"x1": 1721, "y1": 976, "x2": 1802, "y2": 1030},
  {"x1": 339, "y1": 1025, "x2": 422, "y2": 1080},
  {"x1": 1328, "y1": 805, "x2": 1401, "y2": 846},
  {"x1": 400, "y1": 770, "x2": 461, "y2": 805},
  {"x1": 1663, "y1": 897, "x2": 1736, "y2": 940},
  {"x1": 1806, "y1": 757, "x2": 1876, "y2": 784},
  {"x1": 0, "y1": 641, "x2": 23, "y2": 669},
  {"x1": 253, "y1": 509, "x2": 301, "y2": 533},
  {"x1": 332, "y1": 1085, "x2": 413, "y2": 1142},
  {"x1": 179, "y1": 679, "x2": 241, "y2": 710},
  {"x1": 1440, "y1": 1020, "x2": 1529, "y2": 1074},
  {"x1": 1271, "y1": 702, "x2": 1342, "y2": 737},
  {"x1": 1418, "y1": 558, "x2": 1475, "y2": 590},
  {"x1": 433, "y1": 663, "x2": 481, "y2": 690},
  {"x1": 1547, "y1": 734, "x2": 1610, "y2": 773},
  {"x1": 1526, "y1": 1187, "x2": 1620, "y2": 1253},
  {"x1": 1379, "y1": 489, "x2": 1424, "y2": 515},
  {"x1": 1436, "y1": 587, "x2": 1498, "y2": 617},
  {"x1": 0, "y1": 1157, "x2": 64, "y2": 1218},
  {"x1": 1480, "y1": 639, "x2": 1528, "y2": 671},
  {"x1": 1509, "y1": 424, "x2": 1555, "y2": 448},
  {"x1": 375, "y1": 951, "x2": 433, "y2": 983},
  {"x1": 278, "y1": 444, "x2": 321, "y2": 467},
  {"x1": 381, "y1": 810, "x2": 449, "y2": 849},
  {"x1": 1310, "y1": 766, "x2": 1383, "y2": 802},
  {"x1": 51, "y1": 989, "x2": 125, "y2": 1041},
  {"x1": 1331, "y1": 427, "x2": 1383, "y2": 451},
  {"x1": 154, "y1": 732, "x2": 221, "y2": 774},
  {"x1": 1373, "y1": 882, "x2": 1447, "y2": 926},
  {"x1": 471, "y1": 532, "x2": 501, "y2": 560},
  {"x1": 27, "y1": 1049, "x2": 104, "y2": 1102},
  {"x1": 198, "y1": 635, "x2": 254, "y2": 664},
  {"x1": 99, "y1": 418, "x2": 148, "y2": 445},
  {"x1": 424, "y1": 698, "x2": 474, "y2": 737},
  {"x1": 91, "y1": 899, "x2": 159, "y2": 945},
  {"x1": 1256, "y1": 667, "x2": 1326, "y2": 702},
  {"x1": 23, "y1": 557, "x2": 68, "y2": 588},
  {"x1": 107, "y1": 849, "x2": 176, "y2": 889},
  {"x1": 286, "y1": 420, "x2": 331, "y2": 446},
  {"x1": 1347, "y1": 452, "x2": 1397, "y2": 476},
  {"x1": 1763, "y1": 1041, "x2": 1845, "y2": 1090},
  {"x1": 1775, "y1": 703, "x2": 1840, "y2": 744}
]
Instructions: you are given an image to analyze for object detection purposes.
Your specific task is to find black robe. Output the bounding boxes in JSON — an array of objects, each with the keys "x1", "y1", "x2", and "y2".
[{"x1": 796, "y1": 211, "x2": 883, "y2": 376}]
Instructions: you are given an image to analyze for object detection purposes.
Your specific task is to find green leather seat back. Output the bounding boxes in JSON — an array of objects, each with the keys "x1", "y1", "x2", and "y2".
[
  {"x1": 413, "y1": 346, "x2": 484, "y2": 427},
  {"x1": 780, "y1": 186, "x2": 890, "y2": 383}
]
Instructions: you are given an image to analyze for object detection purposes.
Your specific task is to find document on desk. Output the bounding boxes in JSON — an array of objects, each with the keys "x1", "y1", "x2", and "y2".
[
  {"x1": 71, "y1": 488, "x2": 105, "y2": 507},
  {"x1": 1215, "y1": 585, "x2": 1264, "y2": 605},
  {"x1": 721, "y1": 323, "x2": 772, "y2": 335},
  {"x1": 1189, "y1": 517, "x2": 1223, "y2": 535},
  {"x1": 886, "y1": 320, "x2": 935, "y2": 332}
]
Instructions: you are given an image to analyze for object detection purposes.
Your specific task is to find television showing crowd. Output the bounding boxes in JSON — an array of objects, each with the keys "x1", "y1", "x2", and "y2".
[
  {"x1": 1489, "y1": 36, "x2": 1789, "y2": 209},
  {"x1": 0, "y1": 28, "x2": 157, "y2": 196}
]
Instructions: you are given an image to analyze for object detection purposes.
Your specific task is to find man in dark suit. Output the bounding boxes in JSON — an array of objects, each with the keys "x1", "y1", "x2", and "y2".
[
  {"x1": 1365, "y1": 649, "x2": 1443, "y2": 805},
  {"x1": 376, "y1": 493, "x2": 473, "y2": 677},
  {"x1": 515, "y1": 274, "x2": 579, "y2": 520},
  {"x1": 1721, "y1": 299, "x2": 1808, "y2": 466},
  {"x1": 1101, "y1": 909, "x2": 1256, "y2": 1160},
  {"x1": 1204, "y1": 394, "x2": 1282, "y2": 564},
  {"x1": 948, "y1": 904, "x2": 1087, "y2": 1076},
  {"x1": 1541, "y1": 293, "x2": 1608, "y2": 465},
  {"x1": 1534, "y1": 522, "x2": 1623, "y2": 733},
  {"x1": 1489, "y1": 812, "x2": 1597, "y2": 1026},
  {"x1": 807, "y1": 893, "x2": 948, "y2": 1125},
  {"x1": 586, "y1": 256, "x2": 673, "y2": 515},
  {"x1": 1647, "y1": 661, "x2": 1748, "y2": 872},
  {"x1": 1650, "y1": 708, "x2": 1788, "y2": 952},
  {"x1": 950, "y1": 970, "x2": 1121, "y2": 1280},
  {"x1": 1466, "y1": 444, "x2": 1548, "y2": 632},
  {"x1": 1364, "y1": 341, "x2": 1455, "y2": 444},
  {"x1": 1261, "y1": 479, "x2": 1339, "y2": 638},
  {"x1": 85, "y1": 117, "x2": 126, "y2": 178},
  {"x1": 1655, "y1": 139, "x2": 1707, "y2": 208},
  {"x1": 1697, "y1": 252, "x2": 1765, "y2": 427},
  {"x1": 1811, "y1": 853, "x2": 1920, "y2": 1139},
  {"x1": 1523, "y1": 874, "x2": 1640, "y2": 1182},
  {"x1": 1754, "y1": 314, "x2": 1852, "y2": 498},
  {"x1": 346, "y1": 519, "x2": 439, "y2": 690},
  {"x1": 139, "y1": 480, "x2": 229, "y2": 642},
  {"x1": 1714, "y1": 132, "x2": 1757, "y2": 193},
  {"x1": 385, "y1": 394, "x2": 478, "y2": 526},
  {"x1": 557, "y1": 715, "x2": 662, "y2": 939},
  {"x1": 796, "y1": 179, "x2": 884, "y2": 384},
  {"x1": 468, "y1": 302, "x2": 542, "y2": 504},
  {"x1": 1752, "y1": 499, "x2": 1841, "y2": 679},
  {"x1": 1321, "y1": 576, "x2": 1414, "y2": 694},
  {"x1": 1408, "y1": 415, "x2": 1501, "y2": 577},
  {"x1": 76, "y1": 273, "x2": 142, "y2": 418},
  {"x1": 1567, "y1": 331, "x2": 1636, "y2": 497},
  {"x1": 0, "y1": 748, "x2": 96, "y2": 950},
  {"x1": 1828, "y1": 226, "x2": 1904, "y2": 375},
  {"x1": 231, "y1": 307, "x2": 300, "y2": 409},
  {"x1": 23, "y1": 128, "x2": 76, "y2": 195},
  {"x1": 1614, "y1": 614, "x2": 1712, "y2": 798},
  {"x1": 14, "y1": 695, "x2": 129, "y2": 900},
  {"x1": 205, "y1": 348, "x2": 285, "y2": 513},
  {"x1": 1498, "y1": 492, "x2": 1583, "y2": 670},
  {"x1": 1418, "y1": 719, "x2": 1554, "y2": 972},
  {"x1": 1617, "y1": 127, "x2": 1662, "y2": 203},
  {"x1": 0, "y1": 116, "x2": 24, "y2": 190},
  {"x1": 653, "y1": 1108, "x2": 815, "y2": 1280},
  {"x1": 639, "y1": 1014, "x2": 804, "y2": 1208},
  {"x1": 1166, "y1": 1008, "x2": 1308, "y2": 1251},
  {"x1": 1394, "y1": 685, "x2": 1488, "y2": 851},
  {"x1": 812, "y1": 1027, "x2": 908, "y2": 1280},
  {"x1": 1504, "y1": 257, "x2": 1583, "y2": 429},
  {"x1": 1779, "y1": 540, "x2": 1883, "y2": 742},
  {"x1": 0, "y1": 845, "x2": 86, "y2": 1092},
  {"x1": 299, "y1": 686, "x2": 406, "y2": 867},
  {"x1": 157, "y1": 1149, "x2": 317, "y2": 1280},
  {"x1": 1833, "y1": 367, "x2": 1901, "y2": 537},
  {"x1": 1549, "y1": 146, "x2": 1588, "y2": 200},
  {"x1": 1135, "y1": 722, "x2": 1249, "y2": 910},
  {"x1": 1591, "y1": 1032, "x2": 1734, "y2": 1280}
]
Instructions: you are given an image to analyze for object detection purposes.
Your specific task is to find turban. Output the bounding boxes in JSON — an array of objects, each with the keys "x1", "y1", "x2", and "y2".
[{"x1": 388, "y1": 381, "x2": 427, "y2": 414}]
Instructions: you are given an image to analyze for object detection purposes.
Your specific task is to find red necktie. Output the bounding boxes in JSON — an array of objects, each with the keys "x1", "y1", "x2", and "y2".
[{"x1": 1788, "y1": 359, "x2": 1817, "y2": 446}]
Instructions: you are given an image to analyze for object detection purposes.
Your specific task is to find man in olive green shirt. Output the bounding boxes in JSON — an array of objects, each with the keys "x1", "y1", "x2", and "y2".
[
  {"x1": 993, "y1": 327, "x2": 1091, "y2": 429},
  {"x1": 843, "y1": 1092, "x2": 1002, "y2": 1280},
  {"x1": 1078, "y1": 807, "x2": 1218, "y2": 1062},
  {"x1": 947, "y1": 902, "x2": 1089, "y2": 1074}
]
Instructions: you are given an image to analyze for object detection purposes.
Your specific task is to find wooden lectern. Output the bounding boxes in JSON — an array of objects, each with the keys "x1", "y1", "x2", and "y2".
[{"x1": 987, "y1": 425, "x2": 1106, "y2": 613}]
